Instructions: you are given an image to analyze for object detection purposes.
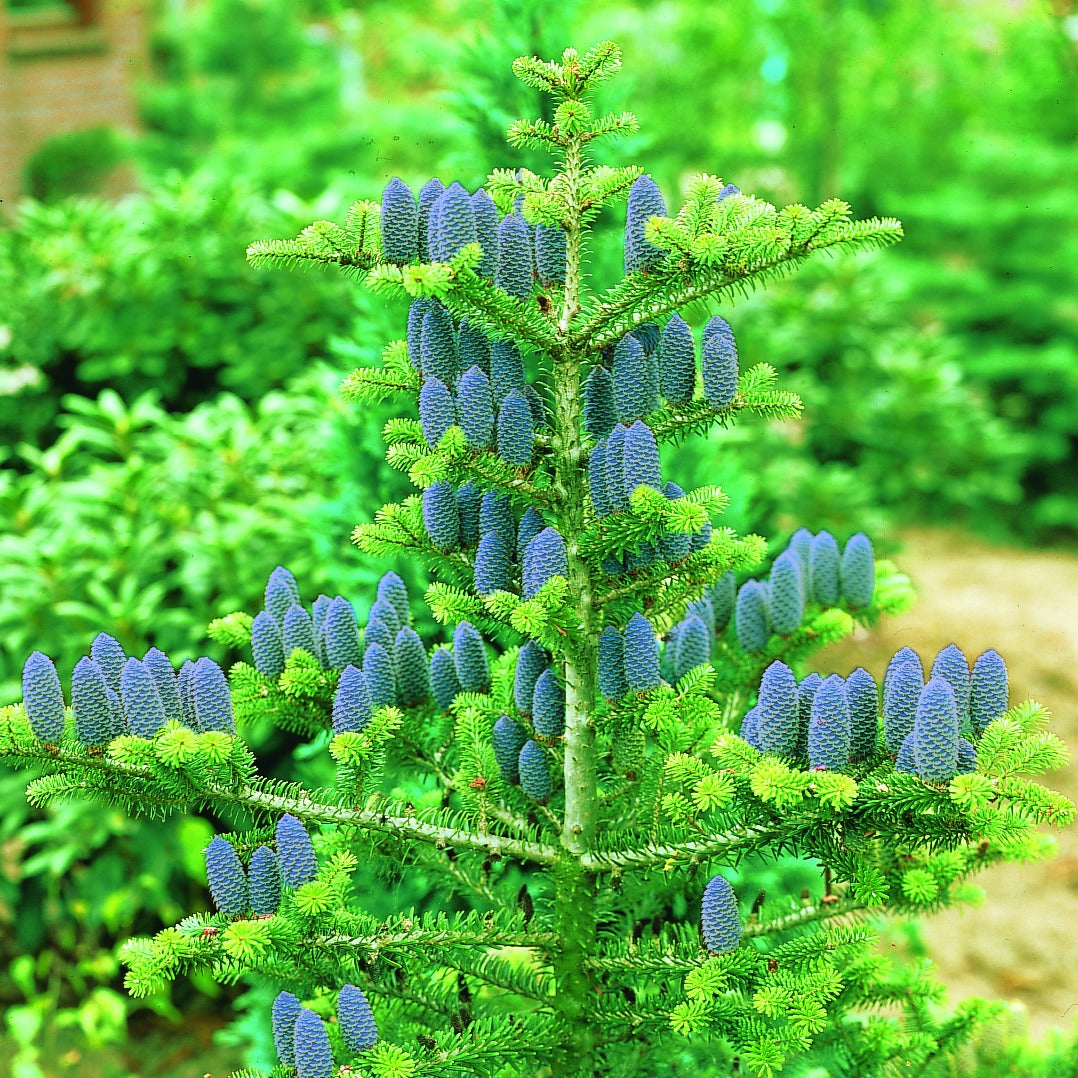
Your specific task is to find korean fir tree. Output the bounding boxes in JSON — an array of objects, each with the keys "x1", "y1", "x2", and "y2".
[{"x1": 1, "y1": 42, "x2": 1073, "y2": 1078}]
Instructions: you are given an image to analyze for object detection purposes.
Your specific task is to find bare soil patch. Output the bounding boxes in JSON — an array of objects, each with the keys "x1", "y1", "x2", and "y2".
[{"x1": 814, "y1": 527, "x2": 1078, "y2": 1038}]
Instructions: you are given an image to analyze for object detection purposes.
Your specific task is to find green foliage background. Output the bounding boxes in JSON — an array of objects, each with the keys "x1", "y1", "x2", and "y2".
[{"x1": 0, "y1": 0, "x2": 1075, "y2": 1073}]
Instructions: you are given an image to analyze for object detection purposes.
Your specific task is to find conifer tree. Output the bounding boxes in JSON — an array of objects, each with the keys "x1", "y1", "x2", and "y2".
[{"x1": 1, "y1": 43, "x2": 1073, "y2": 1078}]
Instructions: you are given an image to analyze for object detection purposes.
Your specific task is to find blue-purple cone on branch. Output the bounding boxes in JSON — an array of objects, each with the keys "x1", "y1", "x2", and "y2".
[
  {"x1": 369, "y1": 595, "x2": 401, "y2": 635},
  {"x1": 177, "y1": 660, "x2": 196, "y2": 728},
  {"x1": 276, "y1": 813, "x2": 318, "y2": 887},
  {"x1": 808, "y1": 673, "x2": 851, "y2": 771},
  {"x1": 740, "y1": 706, "x2": 761, "y2": 748},
  {"x1": 293, "y1": 1008, "x2": 333, "y2": 1078},
  {"x1": 624, "y1": 612, "x2": 660, "y2": 692},
  {"x1": 496, "y1": 213, "x2": 533, "y2": 299},
  {"x1": 672, "y1": 615, "x2": 711, "y2": 684},
  {"x1": 143, "y1": 648, "x2": 182, "y2": 723},
  {"x1": 282, "y1": 603, "x2": 317, "y2": 661},
  {"x1": 193, "y1": 656, "x2": 235, "y2": 733},
  {"x1": 535, "y1": 223, "x2": 567, "y2": 283},
  {"x1": 456, "y1": 365, "x2": 495, "y2": 449},
  {"x1": 204, "y1": 835, "x2": 248, "y2": 916},
  {"x1": 332, "y1": 665, "x2": 374, "y2": 734},
  {"x1": 122, "y1": 657, "x2": 166, "y2": 738},
  {"x1": 796, "y1": 672, "x2": 822, "y2": 757},
  {"x1": 895, "y1": 731, "x2": 917, "y2": 774},
  {"x1": 453, "y1": 622, "x2": 490, "y2": 693},
  {"x1": 957, "y1": 737, "x2": 978, "y2": 774},
  {"x1": 588, "y1": 441, "x2": 611, "y2": 517},
  {"x1": 380, "y1": 177, "x2": 418, "y2": 265},
  {"x1": 395, "y1": 627, "x2": 431, "y2": 706},
  {"x1": 583, "y1": 364, "x2": 616, "y2": 439},
  {"x1": 248, "y1": 845, "x2": 282, "y2": 916},
  {"x1": 704, "y1": 315, "x2": 734, "y2": 342},
  {"x1": 598, "y1": 626, "x2": 628, "y2": 700},
  {"x1": 423, "y1": 481, "x2": 460, "y2": 551},
  {"x1": 659, "y1": 482, "x2": 692, "y2": 561},
  {"x1": 840, "y1": 532, "x2": 875, "y2": 608},
  {"x1": 788, "y1": 528, "x2": 813, "y2": 570},
  {"x1": 517, "y1": 507, "x2": 545, "y2": 558},
  {"x1": 252, "y1": 610, "x2": 286, "y2": 676},
  {"x1": 621, "y1": 420, "x2": 662, "y2": 502},
  {"x1": 456, "y1": 482, "x2": 481, "y2": 544},
  {"x1": 363, "y1": 619, "x2": 396, "y2": 662},
  {"x1": 632, "y1": 322, "x2": 661, "y2": 354},
  {"x1": 338, "y1": 983, "x2": 379, "y2": 1052},
  {"x1": 701, "y1": 874, "x2": 742, "y2": 955},
  {"x1": 479, "y1": 490, "x2": 515, "y2": 554},
  {"x1": 756, "y1": 660, "x2": 799, "y2": 755},
  {"x1": 767, "y1": 550, "x2": 805, "y2": 636},
  {"x1": 493, "y1": 715, "x2": 527, "y2": 784},
  {"x1": 272, "y1": 991, "x2": 302, "y2": 1066},
  {"x1": 709, "y1": 571, "x2": 737, "y2": 632},
  {"x1": 913, "y1": 677, "x2": 959, "y2": 783},
  {"x1": 687, "y1": 596, "x2": 716, "y2": 638},
  {"x1": 419, "y1": 376, "x2": 455, "y2": 449},
  {"x1": 496, "y1": 388, "x2": 535, "y2": 466},
  {"x1": 970, "y1": 649, "x2": 1008, "y2": 732},
  {"x1": 91, "y1": 631, "x2": 126, "y2": 694},
  {"x1": 522, "y1": 527, "x2": 568, "y2": 600},
  {"x1": 417, "y1": 178, "x2": 445, "y2": 259},
  {"x1": 690, "y1": 519, "x2": 712, "y2": 552},
  {"x1": 429, "y1": 648, "x2": 460, "y2": 712},
  {"x1": 885, "y1": 647, "x2": 923, "y2": 697},
  {"x1": 378, "y1": 571, "x2": 410, "y2": 626},
  {"x1": 363, "y1": 644, "x2": 396, "y2": 711},
  {"x1": 701, "y1": 330, "x2": 738, "y2": 408},
  {"x1": 846, "y1": 666, "x2": 879, "y2": 759},
  {"x1": 434, "y1": 181, "x2": 477, "y2": 261},
  {"x1": 406, "y1": 298, "x2": 432, "y2": 372},
  {"x1": 884, "y1": 660, "x2": 923, "y2": 753},
  {"x1": 808, "y1": 530, "x2": 841, "y2": 607},
  {"x1": 734, "y1": 580, "x2": 770, "y2": 654},
  {"x1": 519, "y1": 739, "x2": 553, "y2": 803},
  {"x1": 524, "y1": 384, "x2": 548, "y2": 429},
  {"x1": 321, "y1": 597, "x2": 362, "y2": 669},
  {"x1": 264, "y1": 566, "x2": 300, "y2": 624},
  {"x1": 604, "y1": 423, "x2": 629, "y2": 512},
  {"x1": 490, "y1": 340, "x2": 526, "y2": 406},
  {"x1": 718, "y1": 183, "x2": 741, "y2": 199},
  {"x1": 474, "y1": 529, "x2": 511, "y2": 596},
  {"x1": 659, "y1": 313, "x2": 696, "y2": 404},
  {"x1": 470, "y1": 189, "x2": 499, "y2": 277},
  {"x1": 624, "y1": 174, "x2": 667, "y2": 274},
  {"x1": 420, "y1": 303, "x2": 458, "y2": 386},
  {"x1": 21, "y1": 650, "x2": 66, "y2": 743},
  {"x1": 532, "y1": 668, "x2": 566, "y2": 738},
  {"x1": 72, "y1": 657, "x2": 121, "y2": 746},
  {"x1": 514, "y1": 642, "x2": 548, "y2": 715},
  {"x1": 612, "y1": 333, "x2": 658, "y2": 423},
  {"x1": 930, "y1": 644, "x2": 971, "y2": 724},
  {"x1": 458, "y1": 319, "x2": 492, "y2": 376}
]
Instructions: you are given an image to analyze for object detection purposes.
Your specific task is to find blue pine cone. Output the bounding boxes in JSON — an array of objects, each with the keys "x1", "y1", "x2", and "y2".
[
  {"x1": 453, "y1": 622, "x2": 491, "y2": 693},
  {"x1": 252, "y1": 609, "x2": 286, "y2": 677},
  {"x1": 193, "y1": 657, "x2": 235, "y2": 734},
  {"x1": 456, "y1": 365, "x2": 495, "y2": 449},
  {"x1": 767, "y1": 550, "x2": 805, "y2": 637},
  {"x1": 846, "y1": 666, "x2": 879, "y2": 760},
  {"x1": 417, "y1": 178, "x2": 445, "y2": 260},
  {"x1": 808, "y1": 674, "x2": 851, "y2": 772},
  {"x1": 470, "y1": 189, "x2": 499, "y2": 278},
  {"x1": 282, "y1": 603, "x2": 318, "y2": 660},
  {"x1": 420, "y1": 303, "x2": 458, "y2": 386},
  {"x1": 474, "y1": 529, "x2": 511, "y2": 596},
  {"x1": 532, "y1": 668, "x2": 565, "y2": 738},
  {"x1": 293, "y1": 1008, "x2": 333, "y2": 1078},
  {"x1": 930, "y1": 644, "x2": 971, "y2": 724},
  {"x1": 840, "y1": 532, "x2": 875, "y2": 608},
  {"x1": 496, "y1": 388, "x2": 535, "y2": 466},
  {"x1": 709, "y1": 571, "x2": 737, "y2": 632},
  {"x1": 622, "y1": 420, "x2": 662, "y2": 503},
  {"x1": 21, "y1": 651, "x2": 66, "y2": 743},
  {"x1": 913, "y1": 677, "x2": 959, "y2": 783},
  {"x1": 734, "y1": 580, "x2": 771, "y2": 654},
  {"x1": 204, "y1": 835, "x2": 248, "y2": 916},
  {"x1": 419, "y1": 376, "x2": 455, "y2": 449},
  {"x1": 588, "y1": 441, "x2": 611, "y2": 517},
  {"x1": 659, "y1": 313, "x2": 696, "y2": 404},
  {"x1": 535, "y1": 223, "x2": 567, "y2": 283},
  {"x1": 378, "y1": 571, "x2": 411, "y2": 626},
  {"x1": 624, "y1": 612, "x2": 660, "y2": 693},
  {"x1": 458, "y1": 319, "x2": 492, "y2": 375},
  {"x1": 332, "y1": 665, "x2": 374, "y2": 735},
  {"x1": 490, "y1": 340, "x2": 526, "y2": 406},
  {"x1": 496, "y1": 213, "x2": 533, "y2": 299},
  {"x1": 321, "y1": 597, "x2": 363, "y2": 670},
  {"x1": 276, "y1": 813, "x2": 318, "y2": 888},
  {"x1": 480, "y1": 490, "x2": 516, "y2": 553},
  {"x1": 90, "y1": 631, "x2": 126, "y2": 694},
  {"x1": 598, "y1": 626, "x2": 628, "y2": 700},
  {"x1": 624, "y1": 175, "x2": 667, "y2": 274},
  {"x1": 338, "y1": 983, "x2": 378, "y2": 1052},
  {"x1": 72, "y1": 656, "x2": 123, "y2": 746},
  {"x1": 264, "y1": 565, "x2": 301, "y2": 623},
  {"x1": 885, "y1": 646, "x2": 923, "y2": 697},
  {"x1": 796, "y1": 672, "x2": 822, "y2": 757},
  {"x1": 363, "y1": 618, "x2": 396, "y2": 662},
  {"x1": 740, "y1": 706, "x2": 760, "y2": 748},
  {"x1": 368, "y1": 597, "x2": 401, "y2": 637},
  {"x1": 583, "y1": 364, "x2": 616, "y2": 440},
  {"x1": 406, "y1": 298, "x2": 432, "y2": 372},
  {"x1": 514, "y1": 641, "x2": 549, "y2": 715},
  {"x1": 673, "y1": 614, "x2": 711, "y2": 685},
  {"x1": 518, "y1": 739, "x2": 553, "y2": 803},
  {"x1": 122, "y1": 657, "x2": 166, "y2": 738},
  {"x1": 522, "y1": 527, "x2": 568, "y2": 600},
  {"x1": 604, "y1": 423, "x2": 629, "y2": 512},
  {"x1": 756, "y1": 660, "x2": 799, "y2": 755},
  {"x1": 362, "y1": 643, "x2": 397, "y2": 711},
  {"x1": 395, "y1": 626, "x2": 431, "y2": 706},
  {"x1": 380, "y1": 177, "x2": 418, "y2": 265},
  {"x1": 884, "y1": 658, "x2": 923, "y2": 753},
  {"x1": 143, "y1": 647, "x2": 182, "y2": 723},
  {"x1": 423, "y1": 481, "x2": 461, "y2": 551},
  {"x1": 434, "y1": 181, "x2": 477, "y2": 262},
  {"x1": 808, "y1": 531, "x2": 841, "y2": 607},
  {"x1": 272, "y1": 990, "x2": 302, "y2": 1066},
  {"x1": 659, "y1": 482, "x2": 692, "y2": 562},
  {"x1": 493, "y1": 715, "x2": 528, "y2": 785},
  {"x1": 612, "y1": 333, "x2": 658, "y2": 424},
  {"x1": 248, "y1": 845, "x2": 283, "y2": 916},
  {"x1": 957, "y1": 737, "x2": 978, "y2": 774},
  {"x1": 970, "y1": 649, "x2": 1008, "y2": 732},
  {"x1": 430, "y1": 647, "x2": 460, "y2": 711},
  {"x1": 701, "y1": 328, "x2": 738, "y2": 409},
  {"x1": 701, "y1": 874, "x2": 742, "y2": 955},
  {"x1": 895, "y1": 731, "x2": 917, "y2": 774},
  {"x1": 788, "y1": 527, "x2": 813, "y2": 569},
  {"x1": 517, "y1": 507, "x2": 545, "y2": 558}
]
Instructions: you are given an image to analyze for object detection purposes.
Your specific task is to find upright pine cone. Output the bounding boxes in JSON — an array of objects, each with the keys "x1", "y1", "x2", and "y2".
[
  {"x1": 417, "y1": 178, "x2": 445, "y2": 260},
  {"x1": 493, "y1": 715, "x2": 527, "y2": 784},
  {"x1": 338, "y1": 983, "x2": 379, "y2": 1052},
  {"x1": 884, "y1": 646, "x2": 923, "y2": 697},
  {"x1": 612, "y1": 333, "x2": 658, "y2": 423},
  {"x1": 490, "y1": 340, "x2": 527, "y2": 406},
  {"x1": 429, "y1": 647, "x2": 461, "y2": 711},
  {"x1": 514, "y1": 642, "x2": 549, "y2": 716},
  {"x1": 264, "y1": 565, "x2": 301, "y2": 622},
  {"x1": 496, "y1": 213, "x2": 533, "y2": 299},
  {"x1": 204, "y1": 835, "x2": 248, "y2": 916},
  {"x1": 480, "y1": 490, "x2": 516, "y2": 552},
  {"x1": 474, "y1": 529, "x2": 511, "y2": 596},
  {"x1": 808, "y1": 531, "x2": 841, "y2": 607},
  {"x1": 434, "y1": 181, "x2": 478, "y2": 261},
  {"x1": 395, "y1": 626, "x2": 431, "y2": 706},
  {"x1": 672, "y1": 614, "x2": 711, "y2": 684},
  {"x1": 597, "y1": 626, "x2": 628, "y2": 700},
  {"x1": 913, "y1": 677, "x2": 959, "y2": 783},
  {"x1": 272, "y1": 990, "x2": 302, "y2": 1066},
  {"x1": 701, "y1": 327, "x2": 738, "y2": 409},
  {"x1": 143, "y1": 648, "x2": 182, "y2": 723},
  {"x1": 518, "y1": 739, "x2": 553, "y2": 803},
  {"x1": 840, "y1": 532, "x2": 875, "y2": 608},
  {"x1": 21, "y1": 651, "x2": 66, "y2": 743},
  {"x1": 621, "y1": 420, "x2": 662, "y2": 502},
  {"x1": 379, "y1": 177, "x2": 418, "y2": 265},
  {"x1": 496, "y1": 388, "x2": 535, "y2": 466},
  {"x1": 377, "y1": 571, "x2": 411, "y2": 626},
  {"x1": 282, "y1": 603, "x2": 318, "y2": 660},
  {"x1": 624, "y1": 174, "x2": 667, "y2": 274},
  {"x1": 970, "y1": 649, "x2": 1008, "y2": 732},
  {"x1": 845, "y1": 666, "x2": 880, "y2": 760},
  {"x1": 456, "y1": 365, "x2": 495, "y2": 449},
  {"x1": 72, "y1": 656, "x2": 122, "y2": 746},
  {"x1": 420, "y1": 303, "x2": 458, "y2": 386},
  {"x1": 321, "y1": 597, "x2": 363, "y2": 669},
  {"x1": 796, "y1": 672, "x2": 822, "y2": 757},
  {"x1": 453, "y1": 622, "x2": 491, "y2": 693},
  {"x1": 756, "y1": 660, "x2": 799, "y2": 755},
  {"x1": 276, "y1": 813, "x2": 318, "y2": 887},
  {"x1": 332, "y1": 665, "x2": 374, "y2": 734},
  {"x1": 788, "y1": 527, "x2": 813, "y2": 569},
  {"x1": 532, "y1": 668, "x2": 566, "y2": 738},
  {"x1": 251, "y1": 609, "x2": 286, "y2": 676},
  {"x1": 458, "y1": 319, "x2": 491, "y2": 375},
  {"x1": 522, "y1": 527, "x2": 568, "y2": 600},
  {"x1": 604, "y1": 423, "x2": 629, "y2": 512},
  {"x1": 423, "y1": 481, "x2": 461, "y2": 551},
  {"x1": 293, "y1": 1008, "x2": 333, "y2": 1078},
  {"x1": 588, "y1": 441, "x2": 611, "y2": 517},
  {"x1": 122, "y1": 657, "x2": 167, "y2": 738},
  {"x1": 470, "y1": 189, "x2": 499, "y2": 277},
  {"x1": 659, "y1": 312, "x2": 695, "y2": 404},
  {"x1": 535, "y1": 223, "x2": 567, "y2": 283},
  {"x1": 248, "y1": 845, "x2": 283, "y2": 916},
  {"x1": 419, "y1": 376, "x2": 455, "y2": 449},
  {"x1": 362, "y1": 643, "x2": 396, "y2": 710},
  {"x1": 883, "y1": 658, "x2": 923, "y2": 753},
  {"x1": 90, "y1": 631, "x2": 126, "y2": 694},
  {"x1": 701, "y1": 874, "x2": 742, "y2": 955},
  {"x1": 623, "y1": 612, "x2": 660, "y2": 693},
  {"x1": 767, "y1": 550, "x2": 805, "y2": 636},
  {"x1": 930, "y1": 644, "x2": 971, "y2": 724},
  {"x1": 709, "y1": 571, "x2": 737, "y2": 632},
  {"x1": 659, "y1": 482, "x2": 692, "y2": 562},
  {"x1": 734, "y1": 580, "x2": 770, "y2": 654},
  {"x1": 517, "y1": 507, "x2": 545, "y2": 557},
  {"x1": 808, "y1": 673, "x2": 851, "y2": 772},
  {"x1": 583, "y1": 364, "x2": 616, "y2": 439}
]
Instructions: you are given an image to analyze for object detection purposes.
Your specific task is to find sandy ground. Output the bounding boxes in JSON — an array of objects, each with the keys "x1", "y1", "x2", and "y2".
[{"x1": 813, "y1": 527, "x2": 1078, "y2": 1039}]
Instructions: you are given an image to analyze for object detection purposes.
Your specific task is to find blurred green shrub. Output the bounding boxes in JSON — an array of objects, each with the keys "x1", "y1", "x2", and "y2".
[{"x1": 22, "y1": 127, "x2": 130, "y2": 204}]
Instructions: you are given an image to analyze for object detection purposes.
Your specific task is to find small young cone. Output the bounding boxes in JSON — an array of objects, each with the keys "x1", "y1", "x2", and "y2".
[
  {"x1": 840, "y1": 532, "x2": 875, "y2": 608},
  {"x1": 701, "y1": 874, "x2": 742, "y2": 955}
]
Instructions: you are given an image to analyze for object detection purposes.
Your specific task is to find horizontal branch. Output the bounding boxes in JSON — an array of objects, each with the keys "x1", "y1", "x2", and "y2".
[{"x1": 581, "y1": 821, "x2": 783, "y2": 872}]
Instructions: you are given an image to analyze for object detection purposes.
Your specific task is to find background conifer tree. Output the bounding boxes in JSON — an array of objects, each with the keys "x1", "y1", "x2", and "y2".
[{"x1": 1, "y1": 42, "x2": 1073, "y2": 1078}]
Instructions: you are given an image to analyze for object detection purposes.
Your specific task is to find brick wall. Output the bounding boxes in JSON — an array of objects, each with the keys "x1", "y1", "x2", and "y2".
[{"x1": 0, "y1": 1, "x2": 146, "y2": 209}]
